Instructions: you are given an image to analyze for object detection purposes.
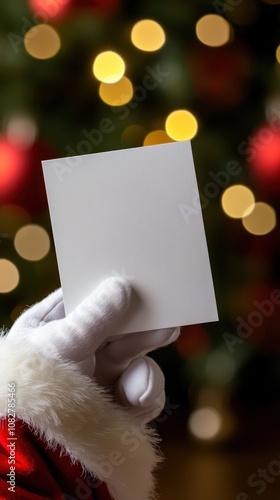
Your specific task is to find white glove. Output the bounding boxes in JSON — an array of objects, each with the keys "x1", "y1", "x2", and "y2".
[{"x1": 9, "y1": 277, "x2": 180, "y2": 422}]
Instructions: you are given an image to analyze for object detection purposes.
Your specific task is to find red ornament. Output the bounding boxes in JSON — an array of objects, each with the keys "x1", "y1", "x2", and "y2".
[
  {"x1": 0, "y1": 136, "x2": 55, "y2": 215},
  {"x1": 28, "y1": 0, "x2": 71, "y2": 20},
  {"x1": 28, "y1": 0, "x2": 120, "y2": 19},
  {"x1": 0, "y1": 137, "x2": 29, "y2": 203},
  {"x1": 247, "y1": 125, "x2": 280, "y2": 194}
]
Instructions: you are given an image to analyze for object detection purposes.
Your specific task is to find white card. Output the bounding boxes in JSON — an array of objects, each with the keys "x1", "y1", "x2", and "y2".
[{"x1": 42, "y1": 141, "x2": 218, "y2": 334}]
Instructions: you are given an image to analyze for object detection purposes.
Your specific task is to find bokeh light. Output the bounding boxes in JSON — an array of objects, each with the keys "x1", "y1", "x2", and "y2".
[
  {"x1": 24, "y1": 24, "x2": 61, "y2": 60},
  {"x1": 0, "y1": 137, "x2": 28, "y2": 198},
  {"x1": 221, "y1": 185, "x2": 255, "y2": 219},
  {"x1": 0, "y1": 259, "x2": 20, "y2": 293},
  {"x1": 93, "y1": 51, "x2": 125, "y2": 84},
  {"x1": 165, "y1": 110, "x2": 198, "y2": 141},
  {"x1": 188, "y1": 407, "x2": 222, "y2": 440},
  {"x1": 276, "y1": 45, "x2": 280, "y2": 64},
  {"x1": 99, "y1": 76, "x2": 133, "y2": 106},
  {"x1": 242, "y1": 202, "x2": 277, "y2": 235},
  {"x1": 196, "y1": 14, "x2": 231, "y2": 47},
  {"x1": 6, "y1": 115, "x2": 37, "y2": 149},
  {"x1": 131, "y1": 19, "x2": 165, "y2": 52},
  {"x1": 28, "y1": 0, "x2": 71, "y2": 19},
  {"x1": 143, "y1": 130, "x2": 174, "y2": 146},
  {"x1": 14, "y1": 224, "x2": 50, "y2": 261}
]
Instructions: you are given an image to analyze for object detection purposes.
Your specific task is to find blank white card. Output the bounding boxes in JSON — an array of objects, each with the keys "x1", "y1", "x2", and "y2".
[{"x1": 42, "y1": 141, "x2": 218, "y2": 334}]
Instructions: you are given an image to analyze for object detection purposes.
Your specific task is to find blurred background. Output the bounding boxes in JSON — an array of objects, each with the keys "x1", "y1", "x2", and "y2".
[{"x1": 0, "y1": 0, "x2": 280, "y2": 498}]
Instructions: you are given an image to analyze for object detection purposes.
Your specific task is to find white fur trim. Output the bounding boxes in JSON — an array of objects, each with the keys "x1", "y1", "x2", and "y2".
[{"x1": 0, "y1": 332, "x2": 162, "y2": 500}]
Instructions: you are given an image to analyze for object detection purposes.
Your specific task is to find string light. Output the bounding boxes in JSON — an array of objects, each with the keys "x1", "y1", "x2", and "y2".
[
  {"x1": 165, "y1": 110, "x2": 198, "y2": 141},
  {"x1": 99, "y1": 77, "x2": 133, "y2": 106},
  {"x1": 24, "y1": 24, "x2": 61, "y2": 60},
  {"x1": 196, "y1": 14, "x2": 231, "y2": 47},
  {"x1": 188, "y1": 407, "x2": 222, "y2": 440},
  {"x1": 14, "y1": 224, "x2": 50, "y2": 261},
  {"x1": 131, "y1": 19, "x2": 166, "y2": 52},
  {"x1": 221, "y1": 185, "x2": 255, "y2": 219},
  {"x1": 242, "y1": 202, "x2": 276, "y2": 235},
  {"x1": 0, "y1": 259, "x2": 20, "y2": 293},
  {"x1": 93, "y1": 51, "x2": 125, "y2": 84},
  {"x1": 143, "y1": 130, "x2": 174, "y2": 146}
]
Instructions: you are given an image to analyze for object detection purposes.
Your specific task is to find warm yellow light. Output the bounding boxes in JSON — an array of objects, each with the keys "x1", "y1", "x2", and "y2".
[
  {"x1": 276, "y1": 45, "x2": 280, "y2": 64},
  {"x1": 143, "y1": 130, "x2": 174, "y2": 146},
  {"x1": 221, "y1": 185, "x2": 255, "y2": 219},
  {"x1": 93, "y1": 51, "x2": 125, "y2": 84},
  {"x1": 24, "y1": 24, "x2": 61, "y2": 60},
  {"x1": 131, "y1": 19, "x2": 166, "y2": 52},
  {"x1": 196, "y1": 14, "x2": 231, "y2": 47},
  {"x1": 165, "y1": 110, "x2": 198, "y2": 141},
  {"x1": 99, "y1": 77, "x2": 133, "y2": 106},
  {"x1": 188, "y1": 407, "x2": 222, "y2": 440},
  {"x1": 14, "y1": 224, "x2": 50, "y2": 261},
  {"x1": 0, "y1": 259, "x2": 19, "y2": 293},
  {"x1": 242, "y1": 202, "x2": 277, "y2": 235}
]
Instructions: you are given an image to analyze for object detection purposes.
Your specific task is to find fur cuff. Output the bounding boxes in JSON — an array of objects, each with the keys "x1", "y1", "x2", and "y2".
[{"x1": 0, "y1": 332, "x2": 161, "y2": 500}]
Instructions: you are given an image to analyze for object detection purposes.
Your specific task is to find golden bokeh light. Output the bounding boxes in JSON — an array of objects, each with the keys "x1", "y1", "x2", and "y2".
[
  {"x1": 165, "y1": 110, "x2": 198, "y2": 141},
  {"x1": 99, "y1": 77, "x2": 133, "y2": 106},
  {"x1": 276, "y1": 45, "x2": 280, "y2": 64},
  {"x1": 242, "y1": 202, "x2": 277, "y2": 235},
  {"x1": 131, "y1": 19, "x2": 166, "y2": 52},
  {"x1": 24, "y1": 24, "x2": 61, "y2": 60},
  {"x1": 93, "y1": 51, "x2": 125, "y2": 84},
  {"x1": 14, "y1": 224, "x2": 50, "y2": 261},
  {"x1": 143, "y1": 130, "x2": 174, "y2": 146},
  {"x1": 0, "y1": 259, "x2": 20, "y2": 293},
  {"x1": 221, "y1": 185, "x2": 255, "y2": 219},
  {"x1": 188, "y1": 407, "x2": 222, "y2": 440},
  {"x1": 196, "y1": 14, "x2": 231, "y2": 47}
]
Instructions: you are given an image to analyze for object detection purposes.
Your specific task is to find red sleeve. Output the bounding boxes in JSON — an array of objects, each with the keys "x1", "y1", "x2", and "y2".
[{"x1": 0, "y1": 418, "x2": 112, "y2": 500}]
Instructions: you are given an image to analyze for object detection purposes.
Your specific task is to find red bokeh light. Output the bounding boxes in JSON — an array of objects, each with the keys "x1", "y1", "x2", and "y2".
[
  {"x1": 0, "y1": 137, "x2": 28, "y2": 199},
  {"x1": 28, "y1": 0, "x2": 120, "y2": 19},
  {"x1": 28, "y1": 0, "x2": 71, "y2": 19},
  {"x1": 250, "y1": 128, "x2": 280, "y2": 178}
]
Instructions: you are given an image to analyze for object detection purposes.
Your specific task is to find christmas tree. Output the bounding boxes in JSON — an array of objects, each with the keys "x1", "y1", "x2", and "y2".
[{"x1": 0, "y1": 0, "x2": 280, "y2": 443}]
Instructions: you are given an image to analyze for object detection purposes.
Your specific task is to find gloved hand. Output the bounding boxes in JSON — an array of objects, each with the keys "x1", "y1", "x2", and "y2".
[{"x1": 8, "y1": 277, "x2": 180, "y2": 422}]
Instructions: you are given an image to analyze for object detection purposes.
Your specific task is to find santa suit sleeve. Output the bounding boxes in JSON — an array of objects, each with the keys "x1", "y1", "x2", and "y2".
[
  {"x1": 0, "y1": 332, "x2": 161, "y2": 500},
  {"x1": 0, "y1": 417, "x2": 112, "y2": 500}
]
